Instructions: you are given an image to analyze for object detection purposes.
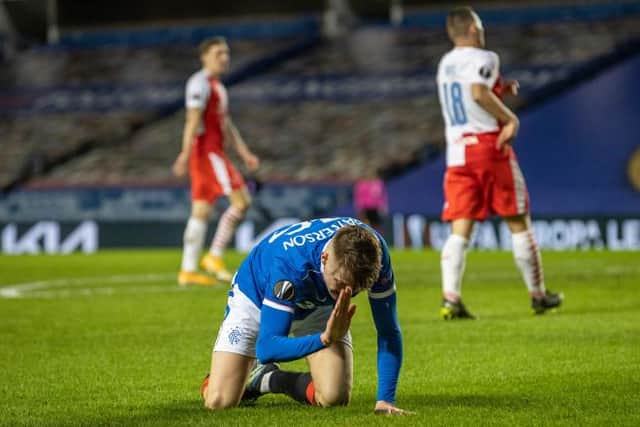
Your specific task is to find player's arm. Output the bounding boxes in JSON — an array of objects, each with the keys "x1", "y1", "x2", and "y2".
[
  {"x1": 257, "y1": 304, "x2": 325, "y2": 363},
  {"x1": 368, "y1": 267, "x2": 412, "y2": 415},
  {"x1": 173, "y1": 108, "x2": 202, "y2": 177},
  {"x1": 471, "y1": 53, "x2": 519, "y2": 152},
  {"x1": 174, "y1": 74, "x2": 207, "y2": 177},
  {"x1": 472, "y1": 83, "x2": 519, "y2": 152},
  {"x1": 173, "y1": 108, "x2": 202, "y2": 178},
  {"x1": 223, "y1": 116, "x2": 260, "y2": 172},
  {"x1": 472, "y1": 83, "x2": 518, "y2": 129},
  {"x1": 257, "y1": 285, "x2": 354, "y2": 363},
  {"x1": 369, "y1": 285, "x2": 402, "y2": 404}
]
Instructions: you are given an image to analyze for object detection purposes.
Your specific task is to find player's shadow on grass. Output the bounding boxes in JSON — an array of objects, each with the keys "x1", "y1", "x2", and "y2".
[{"x1": 403, "y1": 393, "x2": 534, "y2": 410}]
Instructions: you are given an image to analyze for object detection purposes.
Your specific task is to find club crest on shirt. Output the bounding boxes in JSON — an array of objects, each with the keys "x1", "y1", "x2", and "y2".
[{"x1": 273, "y1": 280, "x2": 295, "y2": 301}]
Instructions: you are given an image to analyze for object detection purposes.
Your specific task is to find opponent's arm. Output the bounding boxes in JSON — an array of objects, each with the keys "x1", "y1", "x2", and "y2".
[
  {"x1": 173, "y1": 108, "x2": 202, "y2": 177},
  {"x1": 471, "y1": 82, "x2": 519, "y2": 152},
  {"x1": 223, "y1": 116, "x2": 259, "y2": 172}
]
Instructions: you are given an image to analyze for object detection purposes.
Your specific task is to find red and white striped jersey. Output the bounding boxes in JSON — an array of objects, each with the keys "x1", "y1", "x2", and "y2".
[{"x1": 185, "y1": 69, "x2": 229, "y2": 153}]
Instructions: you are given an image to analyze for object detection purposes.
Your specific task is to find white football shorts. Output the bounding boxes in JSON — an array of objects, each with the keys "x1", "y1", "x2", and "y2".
[{"x1": 213, "y1": 284, "x2": 352, "y2": 357}]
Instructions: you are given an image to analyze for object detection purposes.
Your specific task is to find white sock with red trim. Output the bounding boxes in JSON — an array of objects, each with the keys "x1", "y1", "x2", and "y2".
[
  {"x1": 181, "y1": 217, "x2": 207, "y2": 272},
  {"x1": 512, "y1": 230, "x2": 546, "y2": 298},
  {"x1": 210, "y1": 206, "x2": 245, "y2": 257},
  {"x1": 441, "y1": 234, "x2": 469, "y2": 302}
]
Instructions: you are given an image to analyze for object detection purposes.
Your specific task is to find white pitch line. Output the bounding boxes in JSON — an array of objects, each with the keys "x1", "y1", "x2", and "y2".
[
  {"x1": 17, "y1": 285, "x2": 193, "y2": 299},
  {"x1": 1, "y1": 264, "x2": 637, "y2": 300},
  {"x1": 0, "y1": 273, "x2": 196, "y2": 299}
]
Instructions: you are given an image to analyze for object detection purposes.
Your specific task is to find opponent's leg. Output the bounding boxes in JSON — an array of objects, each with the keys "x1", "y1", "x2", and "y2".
[
  {"x1": 440, "y1": 218, "x2": 476, "y2": 319},
  {"x1": 202, "y1": 188, "x2": 252, "y2": 281},
  {"x1": 504, "y1": 214, "x2": 563, "y2": 314},
  {"x1": 179, "y1": 201, "x2": 216, "y2": 286}
]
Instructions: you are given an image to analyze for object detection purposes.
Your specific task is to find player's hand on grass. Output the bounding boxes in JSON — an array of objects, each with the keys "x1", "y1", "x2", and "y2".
[
  {"x1": 320, "y1": 287, "x2": 356, "y2": 346},
  {"x1": 172, "y1": 152, "x2": 189, "y2": 177},
  {"x1": 374, "y1": 401, "x2": 415, "y2": 416},
  {"x1": 496, "y1": 119, "x2": 519, "y2": 153}
]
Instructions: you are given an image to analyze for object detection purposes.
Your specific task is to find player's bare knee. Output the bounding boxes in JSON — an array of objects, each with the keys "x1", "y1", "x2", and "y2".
[
  {"x1": 504, "y1": 214, "x2": 529, "y2": 233},
  {"x1": 191, "y1": 212, "x2": 207, "y2": 223},
  {"x1": 315, "y1": 387, "x2": 351, "y2": 407},
  {"x1": 204, "y1": 391, "x2": 238, "y2": 410},
  {"x1": 191, "y1": 202, "x2": 211, "y2": 220}
]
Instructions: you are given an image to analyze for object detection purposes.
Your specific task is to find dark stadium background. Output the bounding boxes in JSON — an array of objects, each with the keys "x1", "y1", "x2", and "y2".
[{"x1": 1, "y1": 0, "x2": 639, "y2": 253}]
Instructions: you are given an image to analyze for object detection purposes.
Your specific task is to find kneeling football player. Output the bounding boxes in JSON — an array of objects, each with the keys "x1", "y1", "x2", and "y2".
[{"x1": 201, "y1": 217, "x2": 409, "y2": 415}]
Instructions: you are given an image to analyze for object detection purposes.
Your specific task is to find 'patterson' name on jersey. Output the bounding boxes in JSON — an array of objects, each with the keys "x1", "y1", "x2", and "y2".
[{"x1": 269, "y1": 217, "x2": 361, "y2": 251}]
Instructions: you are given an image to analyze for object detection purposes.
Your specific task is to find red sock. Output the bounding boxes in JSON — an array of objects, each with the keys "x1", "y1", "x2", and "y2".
[
  {"x1": 200, "y1": 375, "x2": 209, "y2": 399},
  {"x1": 305, "y1": 381, "x2": 316, "y2": 406}
]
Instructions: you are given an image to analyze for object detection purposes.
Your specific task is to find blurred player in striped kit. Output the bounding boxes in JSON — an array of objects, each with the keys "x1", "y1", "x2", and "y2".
[{"x1": 173, "y1": 37, "x2": 260, "y2": 286}]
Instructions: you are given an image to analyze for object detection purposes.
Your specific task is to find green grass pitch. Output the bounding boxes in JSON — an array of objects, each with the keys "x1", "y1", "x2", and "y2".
[{"x1": 1, "y1": 250, "x2": 639, "y2": 426}]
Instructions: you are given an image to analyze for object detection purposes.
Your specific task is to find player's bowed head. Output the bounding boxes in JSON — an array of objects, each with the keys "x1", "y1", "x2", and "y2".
[
  {"x1": 320, "y1": 225, "x2": 381, "y2": 300},
  {"x1": 318, "y1": 225, "x2": 381, "y2": 347}
]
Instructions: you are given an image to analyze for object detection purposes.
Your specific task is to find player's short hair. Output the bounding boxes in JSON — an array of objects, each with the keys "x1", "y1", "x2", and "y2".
[
  {"x1": 199, "y1": 36, "x2": 227, "y2": 56},
  {"x1": 447, "y1": 6, "x2": 477, "y2": 41},
  {"x1": 331, "y1": 225, "x2": 382, "y2": 291}
]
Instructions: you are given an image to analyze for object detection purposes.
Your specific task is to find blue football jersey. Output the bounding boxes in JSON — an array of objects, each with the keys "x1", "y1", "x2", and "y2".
[{"x1": 234, "y1": 217, "x2": 395, "y2": 320}]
